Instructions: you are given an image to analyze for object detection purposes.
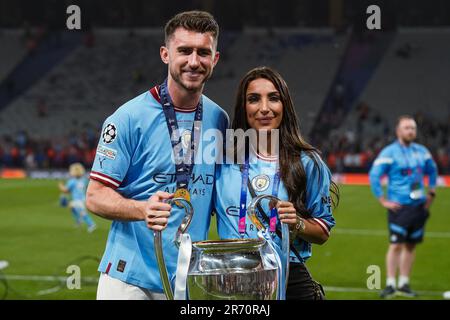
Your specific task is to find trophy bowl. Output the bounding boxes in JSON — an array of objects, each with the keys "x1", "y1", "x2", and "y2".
[
  {"x1": 186, "y1": 238, "x2": 279, "y2": 300},
  {"x1": 154, "y1": 196, "x2": 286, "y2": 300}
]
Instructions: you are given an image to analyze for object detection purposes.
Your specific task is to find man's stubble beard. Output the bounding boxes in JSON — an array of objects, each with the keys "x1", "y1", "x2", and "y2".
[
  {"x1": 170, "y1": 67, "x2": 212, "y2": 93},
  {"x1": 401, "y1": 134, "x2": 416, "y2": 145}
]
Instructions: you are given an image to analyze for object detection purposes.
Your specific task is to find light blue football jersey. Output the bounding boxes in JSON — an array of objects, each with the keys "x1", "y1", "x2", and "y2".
[
  {"x1": 214, "y1": 151, "x2": 336, "y2": 263},
  {"x1": 65, "y1": 176, "x2": 88, "y2": 202},
  {"x1": 90, "y1": 86, "x2": 228, "y2": 291},
  {"x1": 369, "y1": 140, "x2": 438, "y2": 205}
]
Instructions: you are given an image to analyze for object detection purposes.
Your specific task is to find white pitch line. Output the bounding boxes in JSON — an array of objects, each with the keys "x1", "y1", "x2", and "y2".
[
  {"x1": 324, "y1": 286, "x2": 445, "y2": 297},
  {"x1": 333, "y1": 228, "x2": 450, "y2": 239},
  {"x1": 0, "y1": 274, "x2": 98, "y2": 283},
  {"x1": 0, "y1": 274, "x2": 445, "y2": 298},
  {"x1": 324, "y1": 286, "x2": 376, "y2": 293},
  {"x1": 36, "y1": 286, "x2": 62, "y2": 296}
]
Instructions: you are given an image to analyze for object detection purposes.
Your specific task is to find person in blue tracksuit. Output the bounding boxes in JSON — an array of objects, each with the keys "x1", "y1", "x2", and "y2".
[{"x1": 369, "y1": 115, "x2": 438, "y2": 298}]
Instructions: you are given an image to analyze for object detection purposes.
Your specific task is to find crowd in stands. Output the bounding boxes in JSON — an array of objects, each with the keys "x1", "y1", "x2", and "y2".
[
  {"x1": 319, "y1": 102, "x2": 450, "y2": 174},
  {"x1": 0, "y1": 26, "x2": 448, "y2": 175},
  {"x1": 2, "y1": 102, "x2": 449, "y2": 175},
  {"x1": 0, "y1": 127, "x2": 99, "y2": 170}
]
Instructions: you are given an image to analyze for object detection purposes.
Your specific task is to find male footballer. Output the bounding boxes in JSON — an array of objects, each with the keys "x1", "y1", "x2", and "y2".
[{"x1": 86, "y1": 11, "x2": 228, "y2": 299}]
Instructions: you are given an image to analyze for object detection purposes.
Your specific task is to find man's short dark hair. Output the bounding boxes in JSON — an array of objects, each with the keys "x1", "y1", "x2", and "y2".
[
  {"x1": 396, "y1": 115, "x2": 415, "y2": 127},
  {"x1": 164, "y1": 11, "x2": 219, "y2": 45}
]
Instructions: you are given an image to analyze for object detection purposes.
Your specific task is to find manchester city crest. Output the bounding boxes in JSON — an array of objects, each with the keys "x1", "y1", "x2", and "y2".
[{"x1": 251, "y1": 174, "x2": 270, "y2": 192}]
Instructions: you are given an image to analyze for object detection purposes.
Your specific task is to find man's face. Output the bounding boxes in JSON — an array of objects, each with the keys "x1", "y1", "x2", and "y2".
[
  {"x1": 396, "y1": 118, "x2": 417, "y2": 143},
  {"x1": 160, "y1": 28, "x2": 219, "y2": 92}
]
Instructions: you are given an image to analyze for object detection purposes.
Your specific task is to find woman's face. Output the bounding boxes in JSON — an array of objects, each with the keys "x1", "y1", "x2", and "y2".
[{"x1": 245, "y1": 78, "x2": 283, "y2": 131}]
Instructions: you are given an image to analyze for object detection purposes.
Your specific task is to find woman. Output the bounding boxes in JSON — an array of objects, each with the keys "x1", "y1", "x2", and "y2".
[{"x1": 214, "y1": 66, "x2": 339, "y2": 300}]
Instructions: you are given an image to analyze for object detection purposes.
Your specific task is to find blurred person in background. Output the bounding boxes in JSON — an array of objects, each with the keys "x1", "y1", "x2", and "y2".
[
  {"x1": 369, "y1": 115, "x2": 438, "y2": 298},
  {"x1": 58, "y1": 162, "x2": 97, "y2": 232}
]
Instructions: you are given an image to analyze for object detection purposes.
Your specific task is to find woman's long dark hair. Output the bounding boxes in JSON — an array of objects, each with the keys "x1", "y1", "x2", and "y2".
[{"x1": 232, "y1": 66, "x2": 339, "y2": 216}]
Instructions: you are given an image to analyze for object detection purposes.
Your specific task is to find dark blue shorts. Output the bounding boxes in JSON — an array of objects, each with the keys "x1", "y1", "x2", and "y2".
[{"x1": 388, "y1": 203, "x2": 429, "y2": 244}]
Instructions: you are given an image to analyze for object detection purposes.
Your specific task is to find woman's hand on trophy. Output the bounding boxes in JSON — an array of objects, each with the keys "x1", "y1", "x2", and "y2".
[
  {"x1": 145, "y1": 191, "x2": 173, "y2": 231},
  {"x1": 276, "y1": 201, "x2": 298, "y2": 225}
]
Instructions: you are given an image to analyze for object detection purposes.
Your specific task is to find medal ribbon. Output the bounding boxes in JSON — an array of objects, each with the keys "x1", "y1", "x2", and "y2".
[
  {"x1": 399, "y1": 143, "x2": 421, "y2": 184},
  {"x1": 160, "y1": 79, "x2": 203, "y2": 190},
  {"x1": 239, "y1": 154, "x2": 281, "y2": 235}
]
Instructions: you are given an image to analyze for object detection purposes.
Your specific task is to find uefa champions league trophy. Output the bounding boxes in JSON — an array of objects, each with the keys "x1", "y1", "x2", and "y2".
[
  {"x1": 154, "y1": 195, "x2": 289, "y2": 300},
  {"x1": 154, "y1": 197, "x2": 194, "y2": 300},
  {"x1": 247, "y1": 194, "x2": 291, "y2": 299}
]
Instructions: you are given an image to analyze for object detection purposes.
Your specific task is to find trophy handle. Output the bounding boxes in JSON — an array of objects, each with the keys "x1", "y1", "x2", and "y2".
[
  {"x1": 247, "y1": 194, "x2": 285, "y2": 234},
  {"x1": 247, "y1": 194, "x2": 290, "y2": 299},
  {"x1": 154, "y1": 197, "x2": 194, "y2": 300}
]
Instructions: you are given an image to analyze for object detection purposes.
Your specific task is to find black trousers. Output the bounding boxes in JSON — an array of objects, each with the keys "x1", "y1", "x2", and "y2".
[{"x1": 286, "y1": 263, "x2": 325, "y2": 300}]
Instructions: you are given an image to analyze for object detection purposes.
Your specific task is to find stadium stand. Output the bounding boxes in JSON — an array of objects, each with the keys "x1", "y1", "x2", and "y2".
[
  {"x1": 0, "y1": 29, "x2": 28, "y2": 81},
  {"x1": 0, "y1": 28, "x2": 348, "y2": 169},
  {"x1": 324, "y1": 29, "x2": 450, "y2": 174},
  {"x1": 0, "y1": 27, "x2": 448, "y2": 174}
]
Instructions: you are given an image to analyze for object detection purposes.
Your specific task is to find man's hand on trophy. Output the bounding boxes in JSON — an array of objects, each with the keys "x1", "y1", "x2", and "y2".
[{"x1": 146, "y1": 191, "x2": 173, "y2": 231}]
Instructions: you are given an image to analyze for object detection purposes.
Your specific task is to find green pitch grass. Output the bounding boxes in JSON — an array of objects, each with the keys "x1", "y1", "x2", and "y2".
[{"x1": 0, "y1": 179, "x2": 449, "y2": 300}]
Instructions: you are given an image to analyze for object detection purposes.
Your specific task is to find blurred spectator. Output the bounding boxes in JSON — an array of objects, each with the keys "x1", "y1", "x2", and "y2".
[
  {"x1": 437, "y1": 147, "x2": 449, "y2": 173},
  {"x1": 36, "y1": 98, "x2": 48, "y2": 118},
  {"x1": 319, "y1": 101, "x2": 450, "y2": 174},
  {"x1": 0, "y1": 129, "x2": 99, "y2": 170},
  {"x1": 84, "y1": 30, "x2": 95, "y2": 48}
]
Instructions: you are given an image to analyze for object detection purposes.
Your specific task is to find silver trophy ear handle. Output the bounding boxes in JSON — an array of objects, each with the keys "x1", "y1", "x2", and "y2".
[
  {"x1": 166, "y1": 198, "x2": 194, "y2": 247},
  {"x1": 154, "y1": 229, "x2": 174, "y2": 300},
  {"x1": 247, "y1": 194, "x2": 290, "y2": 298},
  {"x1": 247, "y1": 194, "x2": 281, "y2": 233},
  {"x1": 154, "y1": 197, "x2": 194, "y2": 300}
]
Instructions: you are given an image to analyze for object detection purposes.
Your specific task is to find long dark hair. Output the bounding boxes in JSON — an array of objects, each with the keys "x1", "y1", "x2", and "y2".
[{"x1": 232, "y1": 66, "x2": 339, "y2": 216}]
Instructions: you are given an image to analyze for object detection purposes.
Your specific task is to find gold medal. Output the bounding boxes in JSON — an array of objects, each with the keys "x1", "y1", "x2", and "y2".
[{"x1": 173, "y1": 188, "x2": 191, "y2": 206}]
